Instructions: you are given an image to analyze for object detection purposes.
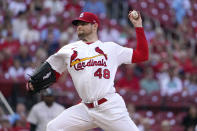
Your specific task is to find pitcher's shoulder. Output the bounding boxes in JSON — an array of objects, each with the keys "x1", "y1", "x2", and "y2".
[
  {"x1": 102, "y1": 41, "x2": 119, "y2": 46},
  {"x1": 102, "y1": 41, "x2": 122, "y2": 48},
  {"x1": 61, "y1": 41, "x2": 82, "y2": 49}
]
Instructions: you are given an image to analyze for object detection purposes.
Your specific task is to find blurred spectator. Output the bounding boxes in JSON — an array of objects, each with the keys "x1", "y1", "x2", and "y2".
[
  {"x1": 106, "y1": 0, "x2": 128, "y2": 25},
  {"x1": 124, "y1": 25, "x2": 138, "y2": 48},
  {"x1": 9, "y1": 103, "x2": 27, "y2": 125},
  {"x1": 182, "y1": 105, "x2": 197, "y2": 131},
  {"x1": 29, "y1": 0, "x2": 43, "y2": 13},
  {"x1": 59, "y1": 26, "x2": 69, "y2": 45},
  {"x1": 160, "y1": 120, "x2": 171, "y2": 131},
  {"x1": 27, "y1": 89, "x2": 64, "y2": 131},
  {"x1": 0, "y1": 49, "x2": 14, "y2": 75},
  {"x1": 0, "y1": 117, "x2": 12, "y2": 131},
  {"x1": 34, "y1": 48, "x2": 47, "y2": 64},
  {"x1": 0, "y1": 0, "x2": 6, "y2": 10},
  {"x1": 9, "y1": 103, "x2": 29, "y2": 131},
  {"x1": 179, "y1": 71, "x2": 190, "y2": 92},
  {"x1": 59, "y1": 26, "x2": 78, "y2": 45},
  {"x1": 186, "y1": 74, "x2": 197, "y2": 95},
  {"x1": 159, "y1": 67, "x2": 183, "y2": 96},
  {"x1": 115, "y1": 65, "x2": 140, "y2": 92},
  {"x1": 12, "y1": 115, "x2": 30, "y2": 131},
  {"x1": 36, "y1": 9, "x2": 54, "y2": 29},
  {"x1": 150, "y1": 27, "x2": 168, "y2": 47},
  {"x1": 7, "y1": 59, "x2": 24, "y2": 80},
  {"x1": 99, "y1": 22, "x2": 121, "y2": 44},
  {"x1": 83, "y1": 0, "x2": 106, "y2": 17},
  {"x1": 144, "y1": 20, "x2": 155, "y2": 43},
  {"x1": 0, "y1": 32, "x2": 20, "y2": 55},
  {"x1": 15, "y1": 45, "x2": 32, "y2": 68},
  {"x1": 8, "y1": 0, "x2": 27, "y2": 16},
  {"x1": 138, "y1": 118, "x2": 152, "y2": 131},
  {"x1": 19, "y1": 20, "x2": 40, "y2": 44},
  {"x1": 140, "y1": 68, "x2": 160, "y2": 94},
  {"x1": 45, "y1": 31, "x2": 60, "y2": 56},
  {"x1": 172, "y1": 0, "x2": 191, "y2": 24},
  {"x1": 171, "y1": 40, "x2": 185, "y2": 62},
  {"x1": 43, "y1": 0, "x2": 64, "y2": 15},
  {"x1": 40, "y1": 24, "x2": 60, "y2": 42},
  {"x1": 116, "y1": 25, "x2": 133, "y2": 46},
  {"x1": 24, "y1": 62, "x2": 35, "y2": 80},
  {"x1": 127, "y1": 103, "x2": 136, "y2": 118},
  {"x1": 12, "y1": 11, "x2": 28, "y2": 38},
  {"x1": 64, "y1": 0, "x2": 82, "y2": 19},
  {"x1": 177, "y1": 18, "x2": 193, "y2": 39},
  {"x1": 175, "y1": 48, "x2": 194, "y2": 74}
]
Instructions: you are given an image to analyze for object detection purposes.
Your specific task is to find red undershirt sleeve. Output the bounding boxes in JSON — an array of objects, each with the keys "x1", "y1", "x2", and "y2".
[{"x1": 132, "y1": 27, "x2": 149, "y2": 63}]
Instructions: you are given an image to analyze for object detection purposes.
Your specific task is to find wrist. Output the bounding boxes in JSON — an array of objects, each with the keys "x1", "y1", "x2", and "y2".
[{"x1": 134, "y1": 25, "x2": 143, "y2": 28}]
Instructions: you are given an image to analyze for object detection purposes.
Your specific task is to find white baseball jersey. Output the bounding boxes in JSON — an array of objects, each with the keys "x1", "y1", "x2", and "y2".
[
  {"x1": 27, "y1": 102, "x2": 64, "y2": 131},
  {"x1": 47, "y1": 40, "x2": 133, "y2": 102}
]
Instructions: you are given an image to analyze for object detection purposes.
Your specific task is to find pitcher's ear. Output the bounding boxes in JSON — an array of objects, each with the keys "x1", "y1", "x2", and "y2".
[{"x1": 93, "y1": 23, "x2": 98, "y2": 31}]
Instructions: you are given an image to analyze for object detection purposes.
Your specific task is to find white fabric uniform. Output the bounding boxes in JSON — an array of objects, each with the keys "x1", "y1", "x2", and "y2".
[
  {"x1": 46, "y1": 40, "x2": 139, "y2": 131},
  {"x1": 27, "y1": 102, "x2": 65, "y2": 131}
]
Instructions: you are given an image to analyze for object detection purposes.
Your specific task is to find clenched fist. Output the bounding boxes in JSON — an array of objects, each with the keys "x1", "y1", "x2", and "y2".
[{"x1": 128, "y1": 10, "x2": 142, "y2": 28}]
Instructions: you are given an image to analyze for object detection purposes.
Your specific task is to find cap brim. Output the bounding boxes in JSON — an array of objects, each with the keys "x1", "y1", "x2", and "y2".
[{"x1": 72, "y1": 18, "x2": 92, "y2": 26}]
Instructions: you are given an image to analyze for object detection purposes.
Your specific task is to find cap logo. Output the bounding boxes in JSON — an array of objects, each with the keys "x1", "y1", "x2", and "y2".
[{"x1": 79, "y1": 13, "x2": 84, "y2": 18}]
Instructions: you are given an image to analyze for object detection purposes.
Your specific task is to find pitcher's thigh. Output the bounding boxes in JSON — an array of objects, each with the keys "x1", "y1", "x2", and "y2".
[
  {"x1": 47, "y1": 104, "x2": 96, "y2": 131},
  {"x1": 101, "y1": 116, "x2": 139, "y2": 131}
]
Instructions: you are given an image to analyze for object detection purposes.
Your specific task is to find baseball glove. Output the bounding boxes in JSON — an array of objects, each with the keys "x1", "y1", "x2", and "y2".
[{"x1": 27, "y1": 62, "x2": 56, "y2": 94}]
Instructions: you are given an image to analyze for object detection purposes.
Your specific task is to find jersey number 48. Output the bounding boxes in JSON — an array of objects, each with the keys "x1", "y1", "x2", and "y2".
[{"x1": 94, "y1": 68, "x2": 110, "y2": 79}]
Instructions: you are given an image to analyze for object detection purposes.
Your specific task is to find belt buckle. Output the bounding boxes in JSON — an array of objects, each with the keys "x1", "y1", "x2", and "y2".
[{"x1": 93, "y1": 100, "x2": 98, "y2": 108}]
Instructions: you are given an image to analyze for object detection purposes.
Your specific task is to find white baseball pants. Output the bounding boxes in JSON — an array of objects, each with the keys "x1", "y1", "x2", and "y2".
[{"x1": 46, "y1": 93, "x2": 139, "y2": 131}]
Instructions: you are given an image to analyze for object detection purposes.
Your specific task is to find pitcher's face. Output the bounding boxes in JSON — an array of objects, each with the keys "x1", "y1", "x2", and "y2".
[{"x1": 76, "y1": 21, "x2": 94, "y2": 40}]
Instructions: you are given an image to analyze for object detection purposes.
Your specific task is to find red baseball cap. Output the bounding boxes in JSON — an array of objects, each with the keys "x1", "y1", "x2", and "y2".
[{"x1": 72, "y1": 12, "x2": 99, "y2": 27}]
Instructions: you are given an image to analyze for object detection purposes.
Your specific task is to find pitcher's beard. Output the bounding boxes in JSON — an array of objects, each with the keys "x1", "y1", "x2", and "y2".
[
  {"x1": 78, "y1": 33, "x2": 86, "y2": 41},
  {"x1": 77, "y1": 28, "x2": 93, "y2": 41},
  {"x1": 77, "y1": 32, "x2": 91, "y2": 42}
]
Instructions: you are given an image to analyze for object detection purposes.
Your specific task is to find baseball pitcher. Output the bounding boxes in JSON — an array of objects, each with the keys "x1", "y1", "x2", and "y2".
[{"x1": 26, "y1": 11, "x2": 149, "y2": 131}]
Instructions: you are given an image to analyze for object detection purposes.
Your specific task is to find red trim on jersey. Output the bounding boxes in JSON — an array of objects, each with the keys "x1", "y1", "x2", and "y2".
[
  {"x1": 86, "y1": 42, "x2": 94, "y2": 45},
  {"x1": 53, "y1": 70, "x2": 61, "y2": 81},
  {"x1": 132, "y1": 27, "x2": 149, "y2": 63}
]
